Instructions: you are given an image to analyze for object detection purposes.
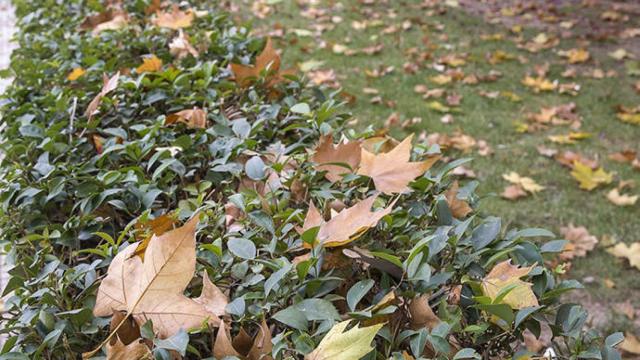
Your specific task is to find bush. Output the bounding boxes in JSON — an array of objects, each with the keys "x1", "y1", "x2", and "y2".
[{"x1": 0, "y1": 1, "x2": 623, "y2": 359}]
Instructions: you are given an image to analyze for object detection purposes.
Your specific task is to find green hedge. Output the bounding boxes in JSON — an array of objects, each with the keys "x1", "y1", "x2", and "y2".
[{"x1": 0, "y1": 1, "x2": 623, "y2": 359}]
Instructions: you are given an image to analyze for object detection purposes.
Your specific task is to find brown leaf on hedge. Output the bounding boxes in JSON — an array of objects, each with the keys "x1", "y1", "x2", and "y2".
[
  {"x1": 214, "y1": 321, "x2": 242, "y2": 359},
  {"x1": 92, "y1": 215, "x2": 219, "y2": 342},
  {"x1": 213, "y1": 319, "x2": 273, "y2": 360},
  {"x1": 481, "y1": 260, "x2": 538, "y2": 309},
  {"x1": 306, "y1": 195, "x2": 395, "y2": 248},
  {"x1": 169, "y1": 30, "x2": 199, "y2": 59},
  {"x1": 133, "y1": 213, "x2": 178, "y2": 260},
  {"x1": 165, "y1": 107, "x2": 207, "y2": 128},
  {"x1": 299, "y1": 201, "x2": 323, "y2": 234},
  {"x1": 408, "y1": 294, "x2": 441, "y2": 330},
  {"x1": 620, "y1": 333, "x2": 640, "y2": 355},
  {"x1": 109, "y1": 311, "x2": 141, "y2": 346},
  {"x1": 136, "y1": 55, "x2": 163, "y2": 73},
  {"x1": 311, "y1": 134, "x2": 361, "y2": 182},
  {"x1": 105, "y1": 337, "x2": 151, "y2": 360},
  {"x1": 79, "y1": 8, "x2": 128, "y2": 35},
  {"x1": 86, "y1": 72, "x2": 120, "y2": 120},
  {"x1": 195, "y1": 272, "x2": 228, "y2": 318},
  {"x1": 152, "y1": 4, "x2": 194, "y2": 29},
  {"x1": 358, "y1": 134, "x2": 440, "y2": 194},
  {"x1": 559, "y1": 224, "x2": 598, "y2": 260},
  {"x1": 445, "y1": 181, "x2": 472, "y2": 218},
  {"x1": 231, "y1": 38, "x2": 293, "y2": 88}
]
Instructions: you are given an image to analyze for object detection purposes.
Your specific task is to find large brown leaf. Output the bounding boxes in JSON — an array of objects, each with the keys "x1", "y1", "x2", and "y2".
[
  {"x1": 311, "y1": 134, "x2": 361, "y2": 182},
  {"x1": 357, "y1": 134, "x2": 440, "y2": 194}
]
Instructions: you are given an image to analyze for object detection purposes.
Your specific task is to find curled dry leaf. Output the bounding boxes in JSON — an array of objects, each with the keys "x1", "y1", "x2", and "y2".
[
  {"x1": 169, "y1": 30, "x2": 199, "y2": 59},
  {"x1": 445, "y1": 181, "x2": 472, "y2": 218},
  {"x1": 555, "y1": 151, "x2": 597, "y2": 169},
  {"x1": 85, "y1": 72, "x2": 120, "y2": 120},
  {"x1": 607, "y1": 188, "x2": 638, "y2": 206},
  {"x1": 305, "y1": 320, "x2": 383, "y2": 360},
  {"x1": 502, "y1": 172, "x2": 545, "y2": 194},
  {"x1": 481, "y1": 260, "x2": 539, "y2": 309},
  {"x1": 152, "y1": 4, "x2": 194, "y2": 29},
  {"x1": 311, "y1": 134, "x2": 361, "y2": 182},
  {"x1": 106, "y1": 337, "x2": 152, "y2": 360},
  {"x1": 559, "y1": 224, "x2": 598, "y2": 260},
  {"x1": 607, "y1": 242, "x2": 640, "y2": 270},
  {"x1": 136, "y1": 55, "x2": 163, "y2": 73},
  {"x1": 92, "y1": 215, "x2": 220, "y2": 343},
  {"x1": 408, "y1": 294, "x2": 441, "y2": 331},
  {"x1": 213, "y1": 319, "x2": 272, "y2": 360},
  {"x1": 570, "y1": 161, "x2": 613, "y2": 191},
  {"x1": 358, "y1": 134, "x2": 440, "y2": 194},
  {"x1": 303, "y1": 195, "x2": 395, "y2": 248},
  {"x1": 165, "y1": 107, "x2": 207, "y2": 128}
]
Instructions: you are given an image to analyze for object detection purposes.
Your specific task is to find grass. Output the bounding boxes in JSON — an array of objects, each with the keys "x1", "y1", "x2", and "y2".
[{"x1": 236, "y1": 0, "x2": 640, "y2": 331}]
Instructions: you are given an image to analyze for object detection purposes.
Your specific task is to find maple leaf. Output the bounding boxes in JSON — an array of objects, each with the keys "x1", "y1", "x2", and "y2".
[
  {"x1": 607, "y1": 242, "x2": 640, "y2": 270},
  {"x1": 305, "y1": 320, "x2": 383, "y2": 360},
  {"x1": 559, "y1": 48, "x2": 590, "y2": 64},
  {"x1": 620, "y1": 333, "x2": 640, "y2": 355},
  {"x1": 165, "y1": 107, "x2": 207, "y2": 128},
  {"x1": 311, "y1": 134, "x2": 361, "y2": 182},
  {"x1": 522, "y1": 76, "x2": 556, "y2": 92},
  {"x1": 85, "y1": 72, "x2": 120, "y2": 120},
  {"x1": 502, "y1": 172, "x2": 544, "y2": 194},
  {"x1": 445, "y1": 181, "x2": 472, "y2": 218},
  {"x1": 67, "y1": 67, "x2": 86, "y2": 81},
  {"x1": 79, "y1": 8, "x2": 128, "y2": 35},
  {"x1": 92, "y1": 215, "x2": 220, "y2": 346},
  {"x1": 303, "y1": 195, "x2": 395, "y2": 248},
  {"x1": 231, "y1": 38, "x2": 293, "y2": 88},
  {"x1": 169, "y1": 30, "x2": 199, "y2": 59},
  {"x1": 570, "y1": 161, "x2": 613, "y2": 191},
  {"x1": 136, "y1": 55, "x2": 163, "y2": 73},
  {"x1": 358, "y1": 134, "x2": 440, "y2": 194},
  {"x1": 559, "y1": 224, "x2": 598, "y2": 260},
  {"x1": 195, "y1": 272, "x2": 229, "y2": 318},
  {"x1": 152, "y1": 4, "x2": 194, "y2": 29},
  {"x1": 482, "y1": 260, "x2": 539, "y2": 309},
  {"x1": 408, "y1": 294, "x2": 441, "y2": 330},
  {"x1": 606, "y1": 188, "x2": 638, "y2": 206},
  {"x1": 548, "y1": 132, "x2": 592, "y2": 144},
  {"x1": 501, "y1": 184, "x2": 527, "y2": 200},
  {"x1": 133, "y1": 213, "x2": 178, "y2": 260},
  {"x1": 106, "y1": 337, "x2": 151, "y2": 360},
  {"x1": 213, "y1": 319, "x2": 272, "y2": 360}
]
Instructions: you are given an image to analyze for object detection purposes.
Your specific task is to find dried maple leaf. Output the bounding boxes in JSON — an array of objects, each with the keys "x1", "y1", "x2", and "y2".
[
  {"x1": 445, "y1": 181, "x2": 472, "y2": 218},
  {"x1": 554, "y1": 151, "x2": 597, "y2": 169},
  {"x1": 358, "y1": 134, "x2": 440, "y2": 194},
  {"x1": 136, "y1": 55, "x2": 162, "y2": 73},
  {"x1": 67, "y1": 67, "x2": 86, "y2": 81},
  {"x1": 133, "y1": 213, "x2": 178, "y2": 259},
  {"x1": 607, "y1": 242, "x2": 640, "y2": 270},
  {"x1": 106, "y1": 337, "x2": 151, "y2": 360},
  {"x1": 195, "y1": 272, "x2": 228, "y2": 318},
  {"x1": 502, "y1": 172, "x2": 544, "y2": 194},
  {"x1": 304, "y1": 195, "x2": 395, "y2": 248},
  {"x1": 408, "y1": 294, "x2": 441, "y2": 330},
  {"x1": 214, "y1": 319, "x2": 272, "y2": 360},
  {"x1": 311, "y1": 134, "x2": 361, "y2": 182},
  {"x1": 169, "y1": 30, "x2": 199, "y2": 59},
  {"x1": 559, "y1": 224, "x2": 598, "y2": 260},
  {"x1": 606, "y1": 188, "x2": 638, "y2": 206},
  {"x1": 481, "y1": 260, "x2": 539, "y2": 309},
  {"x1": 85, "y1": 72, "x2": 120, "y2": 120},
  {"x1": 501, "y1": 184, "x2": 528, "y2": 200},
  {"x1": 231, "y1": 38, "x2": 293, "y2": 88},
  {"x1": 79, "y1": 8, "x2": 128, "y2": 35},
  {"x1": 609, "y1": 150, "x2": 637, "y2": 163},
  {"x1": 617, "y1": 105, "x2": 640, "y2": 125},
  {"x1": 522, "y1": 75, "x2": 557, "y2": 92},
  {"x1": 165, "y1": 107, "x2": 207, "y2": 128},
  {"x1": 559, "y1": 48, "x2": 590, "y2": 64},
  {"x1": 570, "y1": 161, "x2": 613, "y2": 191},
  {"x1": 152, "y1": 4, "x2": 194, "y2": 29},
  {"x1": 620, "y1": 333, "x2": 640, "y2": 355},
  {"x1": 92, "y1": 215, "x2": 220, "y2": 344}
]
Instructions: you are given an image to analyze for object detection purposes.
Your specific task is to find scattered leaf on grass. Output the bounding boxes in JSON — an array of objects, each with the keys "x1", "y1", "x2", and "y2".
[
  {"x1": 570, "y1": 161, "x2": 613, "y2": 191},
  {"x1": 502, "y1": 172, "x2": 544, "y2": 194},
  {"x1": 607, "y1": 242, "x2": 640, "y2": 270},
  {"x1": 607, "y1": 188, "x2": 638, "y2": 206},
  {"x1": 559, "y1": 224, "x2": 598, "y2": 260}
]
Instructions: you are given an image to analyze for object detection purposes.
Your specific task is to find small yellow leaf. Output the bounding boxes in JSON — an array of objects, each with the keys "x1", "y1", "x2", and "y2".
[
  {"x1": 570, "y1": 161, "x2": 613, "y2": 191},
  {"x1": 482, "y1": 260, "x2": 539, "y2": 309},
  {"x1": 136, "y1": 55, "x2": 163, "y2": 73},
  {"x1": 559, "y1": 48, "x2": 590, "y2": 64},
  {"x1": 607, "y1": 242, "x2": 640, "y2": 270},
  {"x1": 305, "y1": 320, "x2": 383, "y2": 360},
  {"x1": 606, "y1": 188, "x2": 638, "y2": 206},
  {"x1": 522, "y1": 76, "x2": 556, "y2": 92},
  {"x1": 430, "y1": 74, "x2": 452, "y2": 85},
  {"x1": 502, "y1": 172, "x2": 544, "y2": 193},
  {"x1": 67, "y1": 67, "x2": 86, "y2": 81}
]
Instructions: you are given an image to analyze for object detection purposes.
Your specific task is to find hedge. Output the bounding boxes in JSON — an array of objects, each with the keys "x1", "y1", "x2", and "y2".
[{"x1": 0, "y1": 0, "x2": 623, "y2": 359}]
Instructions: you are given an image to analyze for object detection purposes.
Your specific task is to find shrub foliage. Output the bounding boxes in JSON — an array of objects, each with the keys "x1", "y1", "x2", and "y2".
[{"x1": 0, "y1": 0, "x2": 623, "y2": 359}]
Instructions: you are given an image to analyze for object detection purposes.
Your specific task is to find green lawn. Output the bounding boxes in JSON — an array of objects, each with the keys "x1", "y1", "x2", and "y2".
[{"x1": 236, "y1": 0, "x2": 640, "y2": 333}]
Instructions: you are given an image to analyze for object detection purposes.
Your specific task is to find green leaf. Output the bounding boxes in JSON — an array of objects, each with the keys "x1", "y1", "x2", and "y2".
[
  {"x1": 290, "y1": 103, "x2": 311, "y2": 114},
  {"x1": 273, "y1": 306, "x2": 308, "y2": 331},
  {"x1": 346, "y1": 279, "x2": 374, "y2": 312},
  {"x1": 471, "y1": 217, "x2": 501, "y2": 250},
  {"x1": 245, "y1": 156, "x2": 266, "y2": 180},
  {"x1": 227, "y1": 238, "x2": 256, "y2": 259}
]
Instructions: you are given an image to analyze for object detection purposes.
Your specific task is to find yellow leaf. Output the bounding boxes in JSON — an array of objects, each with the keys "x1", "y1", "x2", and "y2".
[
  {"x1": 570, "y1": 161, "x2": 613, "y2": 191},
  {"x1": 606, "y1": 188, "x2": 638, "y2": 206},
  {"x1": 548, "y1": 132, "x2": 591, "y2": 144},
  {"x1": 559, "y1": 48, "x2": 590, "y2": 64},
  {"x1": 617, "y1": 112, "x2": 640, "y2": 125},
  {"x1": 502, "y1": 172, "x2": 544, "y2": 193},
  {"x1": 136, "y1": 55, "x2": 163, "y2": 73},
  {"x1": 67, "y1": 67, "x2": 86, "y2": 81},
  {"x1": 522, "y1": 76, "x2": 556, "y2": 92},
  {"x1": 358, "y1": 134, "x2": 440, "y2": 194},
  {"x1": 305, "y1": 320, "x2": 383, "y2": 360},
  {"x1": 311, "y1": 134, "x2": 361, "y2": 182},
  {"x1": 152, "y1": 4, "x2": 194, "y2": 29},
  {"x1": 607, "y1": 242, "x2": 640, "y2": 270},
  {"x1": 481, "y1": 260, "x2": 539, "y2": 309},
  {"x1": 430, "y1": 74, "x2": 452, "y2": 85}
]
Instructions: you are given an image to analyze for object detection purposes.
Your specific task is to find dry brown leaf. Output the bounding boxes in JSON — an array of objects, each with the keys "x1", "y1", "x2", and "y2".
[
  {"x1": 501, "y1": 184, "x2": 528, "y2": 200},
  {"x1": 620, "y1": 333, "x2": 640, "y2": 355},
  {"x1": 133, "y1": 214, "x2": 178, "y2": 260},
  {"x1": 79, "y1": 8, "x2": 128, "y2": 35},
  {"x1": 214, "y1": 321, "x2": 241, "y2": 359},
  {"x1": 231, "y1": 38, "x2": 293, "y2": 88},
  {"x1": 165, "y1": 107, "x2": 207, "y2": 128},
  {"x1": 153, "y1": 4, "x2": 194, "y2": 29},
  {"x1": 445, "y1": 181, "x2": 472, "y2": 218},
  {"x1": 607, "y1": 242, "x2": 640, "y2": 270},
  {"x1": 358, "y1": 134, "x2": 440, "y2": 194},
  {"x1": 408, "y1": 294, "x2": 441, "y2": 331},
  {"x1": 109, "y1": 311, "x2": 141, "y2": 346},
  {"x1": 555, "y1": 151, "x2": 598, "y2": 169},
  {"x1": 86, "y1": 72, "x2": 120, "y2": 120},
  {"x1": 482, "y1": 260, "x2": 538, "y2": 309},
  {"x1": 213, "y1": 319, "x2": 273, "y2": 360},
  {"x1": 305, "y1": 195, "x2": 395, "y2": 248},
  {"x1": 607, "y1": 188, "x2": 638, "y2": 206},
  {"x1": 311, "y1": 134, "x2": 361, "y2": 182},
  {"x1": 136, "y1": 55, "x2": 163, "y2": 73},
  {"x1": 105, "y1": 337, "x2": 151, "y2": 360},
  {"x1": 609, "y1": 150, "x2": 637, "y2": 163},
  {"x1": 195, "y1": 272, "x2": 229, "y2": 318},
  {"x1": 93, "y1": 215, "x2": 220, "y2": 341},
  {"x1": 559, "y1": 48, "x2": 590, "y2": 64},
  {"x1": 169, "y1": 30, "x2": 199, "y2": 59},
  {"x1": 559, "y1": 224, "x2": 598, "y2": 260}
]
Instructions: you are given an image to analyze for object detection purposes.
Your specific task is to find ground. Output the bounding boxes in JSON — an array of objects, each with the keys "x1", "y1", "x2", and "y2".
[{"x1": 232, "y1": 0, "x2": 640, "y2": 335}]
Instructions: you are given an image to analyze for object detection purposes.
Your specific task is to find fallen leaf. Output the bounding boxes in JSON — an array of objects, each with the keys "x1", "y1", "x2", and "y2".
[
  {"x1": 169, "y1": 30, "x2": 199, "y2": 59},
  {"x1": 548, "y1": 132, "x2": 591, "y2": 144},
  {"x1": 136, "y1": 55, "x2": 163, "y2": 73},
  {"x1": 620, "y1": 333, "x2": 640, "y2": 355},
  {"x1": 68, "y1": 67, "x2": 86, "y2": 81},
  {"x1": 617, "y1": 106, "x2": 640, "y2": 125},
  {"x1": 311, "y1": 134, "x2": 361, "y2": 182},
  {"x1": 106, "y1": 338, "x2": 151, "y2": 360},
  {"x1": 607, "y1": 242, "x2": 640, "y2": 270},
  {"x1": 153, "y1": 4, "x2": 194, "y2": 29},
  {"x1": 501, "y1": 184, "x2": 528, "y2": 200},
  {"x1": 559, "y1": 48, "x2": 590, "y2": 64},
  {"x1": 85, "y1": 72, "x2": 120, "y2": 120},
  {"x1": 554, "y1": 151, "x2": 598, "y2": 169},
  {"x1": 305, "y1": 320, "x2": 383, "y2": 360},
  {"x1": 559, "y1": 224, "x2": 598, "y2": 260},
  {"x1": 133, "y1": 213, "x2": 178, "y2": 259},
  {"x1": 502, "y1": 172, "x2": 545, "y2": 193},
  {"x1": 195, "y1": 272, "x2": 229, "y2": 318},
  {"x1": 445, "y1": 181, "x2": 472, "y2": 218},
  {"x1": 570, "y1": 161, "x2": 613, "y2": 191},
  {"x1": 482, "y1": 260, "x2": 539, "y2": 309},
  {"x1": 231, "y1": 38, "x2": 292, "y2": 88},
  {"x1": 522, "y1": 76, "x2": 557, "y2": 92},
  {"x1": 358, "y1": 134, "x2": 440, "y2": 194},
  {"x1": 408, "y1": 294, "x2": 441, "y2": 330},
  {"x1": 607, "y1": 188, "x2": 638, "y2": 206},
  {"x1": 165, "y1": 107, "x2": 207, "y2": 128},
  {"x1": 79, "y1": 8, "x2": 128, "y2": 35}
]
